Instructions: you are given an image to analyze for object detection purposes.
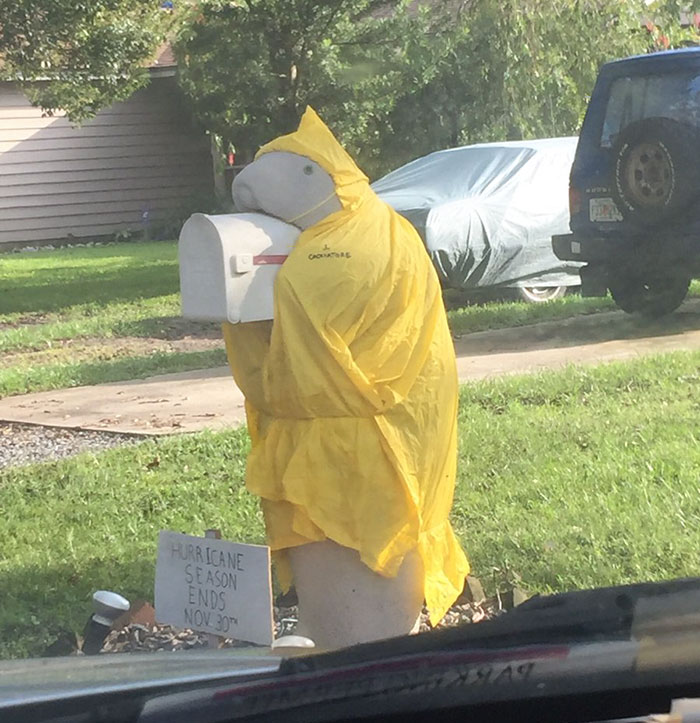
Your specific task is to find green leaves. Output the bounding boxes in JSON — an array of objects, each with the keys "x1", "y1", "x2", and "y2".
[
  {"x1": 173, "y1": 0, "x2": 449, "y2": 171},
  {"x1": 379, "y1": 0, "x2": 700, "y2": 173},
  {"x1": 176, "y1": 0, "x2": 696, "y2": 177},
  {"x1": 3, "y1": 0, "x2": 699, "y2": 167},
  {"x1": 0, "y1": 0, "x2": 169, "y2": 121}
]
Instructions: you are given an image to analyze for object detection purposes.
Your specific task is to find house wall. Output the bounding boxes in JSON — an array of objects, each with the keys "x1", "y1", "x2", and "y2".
[{"x1": 0, "y1": 76, "x2": 213, "y2": 247}]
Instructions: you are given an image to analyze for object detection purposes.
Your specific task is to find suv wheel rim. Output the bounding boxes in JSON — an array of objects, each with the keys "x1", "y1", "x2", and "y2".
[{"x1": 623, "y1": 141, "x2": 674, "y2": 208}]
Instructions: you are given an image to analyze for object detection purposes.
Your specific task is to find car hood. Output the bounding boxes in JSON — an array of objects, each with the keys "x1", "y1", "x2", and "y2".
[{"x1": 0, "y1": 648, "x2": 282, "y2": 711}]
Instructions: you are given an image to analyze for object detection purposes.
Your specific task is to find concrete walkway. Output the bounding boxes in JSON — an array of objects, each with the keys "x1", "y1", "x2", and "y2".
[{"x1": 2, "y1": 303, "x2": 700, "y2": 436}]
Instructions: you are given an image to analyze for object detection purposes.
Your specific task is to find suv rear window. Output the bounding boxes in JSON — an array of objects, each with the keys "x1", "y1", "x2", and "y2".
[{"x1": 600, "y1": 69, "x2": 700, "y2": 147}]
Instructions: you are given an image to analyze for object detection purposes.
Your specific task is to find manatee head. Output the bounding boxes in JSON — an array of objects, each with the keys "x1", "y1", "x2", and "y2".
[{"x1": 232, "y1": 151, "x2": 342, "y2": 230}]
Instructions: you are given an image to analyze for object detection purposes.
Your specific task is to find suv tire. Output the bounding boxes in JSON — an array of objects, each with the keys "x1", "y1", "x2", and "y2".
[
  {"x1": 612, "y1": 117, "x2": 700, "y2": 227},
  {"x1": 608, "y1": 269, "x2": 690, "y2": 317}
]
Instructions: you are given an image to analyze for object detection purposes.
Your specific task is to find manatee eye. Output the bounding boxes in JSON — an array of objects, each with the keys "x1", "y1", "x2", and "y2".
[{"x1": 303, "y1": 165, "x2": 314, "y2": 175}]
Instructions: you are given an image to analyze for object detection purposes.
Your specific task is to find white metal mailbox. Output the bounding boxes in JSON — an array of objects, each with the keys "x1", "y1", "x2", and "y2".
[{"x1": 178, "y1": 212, "x2": 300, "y2": 323}]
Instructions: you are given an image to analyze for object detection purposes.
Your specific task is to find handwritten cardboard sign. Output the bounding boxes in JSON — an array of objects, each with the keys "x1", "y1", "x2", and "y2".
[{"x1": 155, "y1": 530, "x2": 273, "y2": 646}]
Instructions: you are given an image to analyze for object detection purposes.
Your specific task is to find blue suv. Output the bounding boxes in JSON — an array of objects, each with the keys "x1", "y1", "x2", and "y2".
[{"x1": 553, "y1": 48, "x2": 700, "y2": 316}]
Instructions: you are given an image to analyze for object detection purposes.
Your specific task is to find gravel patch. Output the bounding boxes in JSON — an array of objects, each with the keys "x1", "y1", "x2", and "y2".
[{"x1": 0, "y1": 421, "x2": 144, "y2": 469}]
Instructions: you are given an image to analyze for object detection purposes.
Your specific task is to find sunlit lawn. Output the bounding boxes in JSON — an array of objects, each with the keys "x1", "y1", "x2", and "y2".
[{"x1": 2, "y1": 350, "x2": 699, "y2": 658}]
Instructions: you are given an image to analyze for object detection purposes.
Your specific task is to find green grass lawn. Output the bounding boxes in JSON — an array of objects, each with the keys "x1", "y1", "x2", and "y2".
[
  {"x1": 1, "y1": 242, "x2": 180, "y2": 319},
  {"x1": 446, "y1": 293, "x2": 616, "y2": 336},
  {"x1": 2, "y1": 350, "x2": 699, "y2": 659},
  {"x1": 2, "y1": 241, "x2": 699, "y2": 398},
  {"x1": 0, "y1": 242, "x2": 227, "y2": 397}
]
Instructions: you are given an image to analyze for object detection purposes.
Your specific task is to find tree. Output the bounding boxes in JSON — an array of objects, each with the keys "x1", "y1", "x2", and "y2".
[
  {"x1": 378, "y1": 0, "x2": 700, "y2": 172},
  {"x1": 0, "y1": 0, "x2": 169, "y2": 121},
  {"x1": 175, "y1": 0, "x2": 700, "y2": 178},
  {"x1": 174, "y1": 0, "x2": 453, "y2": 172},
  {"x1": 3, "y1": 0, "x2": 697, "y2": 174}
]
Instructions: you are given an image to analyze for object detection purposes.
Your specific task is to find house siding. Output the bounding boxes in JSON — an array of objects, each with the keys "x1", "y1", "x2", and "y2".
[{"x1": 0, "y1": 77, "x2": 213, "y2": 246}]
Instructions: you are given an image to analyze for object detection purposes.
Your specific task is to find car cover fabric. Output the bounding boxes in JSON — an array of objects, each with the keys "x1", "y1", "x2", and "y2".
[
  {"x1": 222, "y1": 108, "x2": 469, "y2": 624},
  {"x1": 371, "y1": 138, "x2": 581, "y2": 290}
]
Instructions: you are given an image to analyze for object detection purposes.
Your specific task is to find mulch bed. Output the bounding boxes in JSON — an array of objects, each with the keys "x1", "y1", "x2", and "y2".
[{"x1": 98, "y1": 596, "x2": 504, "y2": 654}]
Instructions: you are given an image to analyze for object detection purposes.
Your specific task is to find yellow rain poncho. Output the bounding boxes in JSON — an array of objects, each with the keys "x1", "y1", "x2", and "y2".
[{"x1": 223, "y1": 108, "x2": 468, "y2": 624}]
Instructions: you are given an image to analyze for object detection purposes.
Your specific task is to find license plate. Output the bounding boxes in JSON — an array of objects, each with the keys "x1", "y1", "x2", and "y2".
[{"x1": 589, "y1": 197, "x2": 623, "y2": 222}]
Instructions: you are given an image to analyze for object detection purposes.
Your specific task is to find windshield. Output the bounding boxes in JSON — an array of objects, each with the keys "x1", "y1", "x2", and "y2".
[{"x1": 1, "y1": 1, "x2": 700, "y2": 719}]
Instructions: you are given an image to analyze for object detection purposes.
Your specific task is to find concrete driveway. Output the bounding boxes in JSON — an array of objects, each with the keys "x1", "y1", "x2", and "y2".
[{"x1": 1, "y1": 301, "x2": 699, "y2": 436}]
